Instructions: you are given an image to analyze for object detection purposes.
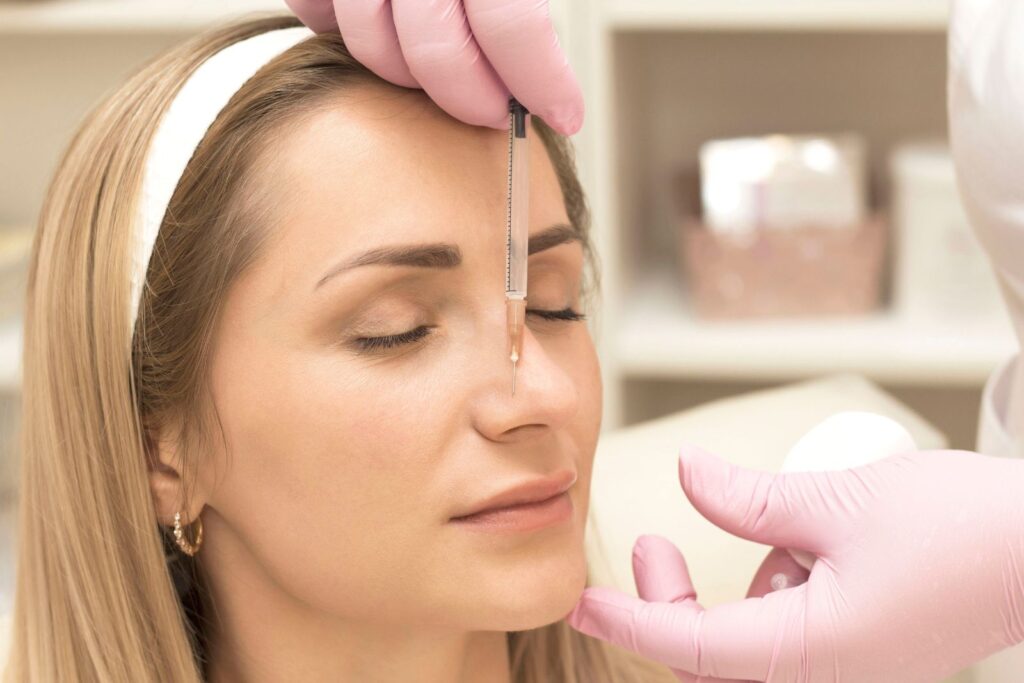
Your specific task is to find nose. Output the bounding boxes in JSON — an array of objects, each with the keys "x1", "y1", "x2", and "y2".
[{"x1": 471, "y1": 321, "x2": 580, "y2": 442}]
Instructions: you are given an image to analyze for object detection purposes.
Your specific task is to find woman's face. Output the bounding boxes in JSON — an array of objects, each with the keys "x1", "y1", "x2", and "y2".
[{"x1": 199, "y1": 84, "x2": 602, "y2": 632}]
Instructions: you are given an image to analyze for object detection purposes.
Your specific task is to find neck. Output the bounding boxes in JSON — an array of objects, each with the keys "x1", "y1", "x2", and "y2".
[{"x1": 198, "y1": 511, "x2": 511, "y2": 683}]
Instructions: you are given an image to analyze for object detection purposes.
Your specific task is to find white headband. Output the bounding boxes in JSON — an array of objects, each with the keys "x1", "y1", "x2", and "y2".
[{"x1": 131, "y1": 25, "x2": 314, "y2": 337}]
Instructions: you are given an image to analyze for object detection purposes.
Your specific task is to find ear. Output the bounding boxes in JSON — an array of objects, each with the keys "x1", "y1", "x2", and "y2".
[{"x1": 145, "y1": 416, "x2": 205, "y2": 528}]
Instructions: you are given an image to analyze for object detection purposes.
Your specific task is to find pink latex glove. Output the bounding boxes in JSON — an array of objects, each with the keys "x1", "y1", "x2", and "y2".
[
  {"x1": 567, "y1": 445, "x2": 1024, "y2": 682},
  {"x1": 283, "y1": 0, "x2": 584, "y2": 135}
]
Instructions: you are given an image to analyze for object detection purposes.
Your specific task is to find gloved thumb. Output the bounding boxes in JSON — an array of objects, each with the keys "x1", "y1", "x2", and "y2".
[{"x1": 678, "y1": 445, "x2": 845, "y2": 556}]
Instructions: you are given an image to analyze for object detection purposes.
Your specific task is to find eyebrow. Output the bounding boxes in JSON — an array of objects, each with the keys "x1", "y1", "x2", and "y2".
[{"x1": 314, "y1": 223, "x2": 580, "y2": 291}]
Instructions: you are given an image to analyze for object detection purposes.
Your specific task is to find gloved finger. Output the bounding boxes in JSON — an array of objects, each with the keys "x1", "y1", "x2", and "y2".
[
  {"x1": 464, "y1": 0, "x2": 584, "y2": 135},
  {"x1": 745, "y1": 547, "x2": 810, "y2": 598},
  {"x1": 333, "y1": 0, "x2": 419, "y2": 88},
  {"x1": 567, "y1": 584, "x2": 806, "y2": 680},
  {"x1": 631, "y1": 537, "x2": 751, "y2": 683},
  {"x1": 391, "y1": 0, "x2": 509, "y2": 129},
  {"x1": 678, "y1": 445, "x2": 850, "y2": 555},
  {"x1": 567, "y1": 586, "x2": 704, "y2": 674},
  {"x1": 632, "y1": 534, "x2": 697, "y2": 604},
  {"x1": 285, "y1": 0, "x2": 338, "y2": 33}
]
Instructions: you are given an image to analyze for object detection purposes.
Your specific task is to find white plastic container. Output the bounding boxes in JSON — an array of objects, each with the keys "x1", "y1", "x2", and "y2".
[{"x1": 890, "y1": 143, "x2": 1003, "y2": 322}]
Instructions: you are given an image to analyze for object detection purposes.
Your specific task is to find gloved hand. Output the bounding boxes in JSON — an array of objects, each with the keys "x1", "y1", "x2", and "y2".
[
  {"x1": 283, "y1": 0, "x2": 585, "y2": 135},
  {"x1": 566, "y1": 445, "x2": 1024, "y2": 682}
]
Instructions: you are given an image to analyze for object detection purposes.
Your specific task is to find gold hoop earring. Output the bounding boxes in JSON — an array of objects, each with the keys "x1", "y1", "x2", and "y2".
[{"x1": 173, "y1": 511, "x2": 204, "y2": 556}]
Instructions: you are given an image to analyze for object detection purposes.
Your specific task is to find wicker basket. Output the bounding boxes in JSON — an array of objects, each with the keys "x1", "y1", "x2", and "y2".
[{"x1": 680, "y1": 217, "x2": 887, "y2": 320}]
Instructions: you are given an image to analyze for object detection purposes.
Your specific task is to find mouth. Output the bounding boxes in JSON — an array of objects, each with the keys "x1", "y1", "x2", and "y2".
[{"x1": 449, "y1": 469, "x2": 577, "y2": 533}]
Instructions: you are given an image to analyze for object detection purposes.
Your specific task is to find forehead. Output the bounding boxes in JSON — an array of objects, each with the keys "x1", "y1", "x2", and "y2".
[{"x1": 250, "y1": 84, "x2": 568, "y2": 254}]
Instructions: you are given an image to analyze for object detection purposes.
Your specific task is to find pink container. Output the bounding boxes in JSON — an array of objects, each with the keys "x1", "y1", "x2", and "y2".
[{"x1": 680, "y1": 217, "x2": 888, "y2": 320}]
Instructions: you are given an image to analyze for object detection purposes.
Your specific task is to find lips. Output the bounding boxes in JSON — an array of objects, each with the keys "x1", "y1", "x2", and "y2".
[{"x1": 451, "y1": 469, "x2": 577, "y2": 520}]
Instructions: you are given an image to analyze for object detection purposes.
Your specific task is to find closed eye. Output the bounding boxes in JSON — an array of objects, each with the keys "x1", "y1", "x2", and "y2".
[{"x1": 351, "y1": 308, "x2": 584, "y2": 354}]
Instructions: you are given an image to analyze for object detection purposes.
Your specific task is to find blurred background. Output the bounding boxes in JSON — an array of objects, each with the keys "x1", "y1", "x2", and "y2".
[
  {"x1": 569, "y1": 0, "x2": 1015, "y2": 450},
  {"x1": 0, "y1": 0, "x2": 1014, "y2": 646}
]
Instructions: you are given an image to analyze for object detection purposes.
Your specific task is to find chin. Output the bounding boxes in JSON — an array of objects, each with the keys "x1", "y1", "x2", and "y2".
[{"x1": 483, "y1": 547, "x2": 589, "y2": 631}]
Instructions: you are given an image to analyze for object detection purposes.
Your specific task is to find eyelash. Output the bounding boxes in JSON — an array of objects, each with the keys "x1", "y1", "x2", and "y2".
[
  {"x1": 352, "y1": 307, "x2": 586, "y2": 352},
  {"x1": 354, "y1": 325, "x2": 434, "y2": 352},
  {"x1": 530, "y1": 307, "x2": 587, "y2": 323}
]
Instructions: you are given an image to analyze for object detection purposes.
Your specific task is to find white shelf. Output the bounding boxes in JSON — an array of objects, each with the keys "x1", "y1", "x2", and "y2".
[
  {"x1": 0, "y1": 0, "x2": 289, "y2": 34},
  {"x1": 615, "y1": 274, "x2": 1017, "y2": 386},
  {"x1": 604, "y1": 0, "x2": 949, "y2": 31}
]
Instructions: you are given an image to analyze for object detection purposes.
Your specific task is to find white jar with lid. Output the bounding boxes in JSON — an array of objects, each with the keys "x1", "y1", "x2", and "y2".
[{"x1": 890, "y1": 143, "x2": 1003, "y2": 322}]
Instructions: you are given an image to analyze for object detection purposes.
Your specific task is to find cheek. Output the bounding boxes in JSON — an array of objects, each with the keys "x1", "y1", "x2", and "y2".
[
  {"x1": 534, "y1": 323, "x2": 602, "y2": 512},
  {"x1": 207, "y1": 344, "x2": 456, "y2": 618},
  {"x1": 551, "y1": 323, "x2": 603, "y2": 435},
  {"x1": 570, "y1": 330, "x2": 602, "y2": 500},
  {"x1": 214, "y1": 349, "x2": 441, "y2": 503}
]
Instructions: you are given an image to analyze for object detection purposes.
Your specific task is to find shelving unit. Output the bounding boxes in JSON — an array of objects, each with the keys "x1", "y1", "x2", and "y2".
[
  {"x1": 565, "y1": 0, "x2": 1013, "y2": 447},
  {"x1": 616, "y1": 272, "x2": 1015, "y2": 386}
]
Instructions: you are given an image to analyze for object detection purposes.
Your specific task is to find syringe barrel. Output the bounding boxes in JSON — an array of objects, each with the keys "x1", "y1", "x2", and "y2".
[
  {"x1": 507, "y1": 105, "x2": 529, "y2": 297},
  {"x1": 506, "y1": 296, "x2": 526, "y2": 363}
]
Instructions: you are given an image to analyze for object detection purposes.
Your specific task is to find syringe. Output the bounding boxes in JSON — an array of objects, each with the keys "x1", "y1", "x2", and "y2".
[{"x1": 506, "y1": 98, "x2": 529, "y2": 395}]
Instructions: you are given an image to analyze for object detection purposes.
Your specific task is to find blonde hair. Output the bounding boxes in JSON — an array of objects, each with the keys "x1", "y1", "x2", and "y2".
[{"x1": 7, "y1": 15, "x2": 673, "y2": 682}]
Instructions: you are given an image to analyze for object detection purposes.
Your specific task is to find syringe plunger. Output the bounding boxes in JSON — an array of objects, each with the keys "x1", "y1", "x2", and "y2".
[{"x1": 507, "y1": 101, "x2": 530, "y2": 298}]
